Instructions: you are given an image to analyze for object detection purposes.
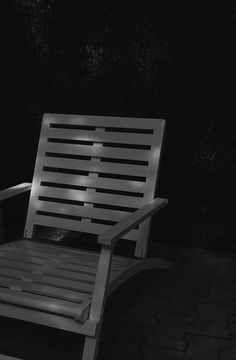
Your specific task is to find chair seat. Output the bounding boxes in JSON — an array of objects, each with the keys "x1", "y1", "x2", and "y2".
[{"x1": 0, "y1": 240, "x2": 136, "y2": 329}]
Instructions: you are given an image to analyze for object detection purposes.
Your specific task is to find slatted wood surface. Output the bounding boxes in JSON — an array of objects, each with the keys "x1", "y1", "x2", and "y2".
[
  {"x1": 24, "y1": 114, "x2": 165, "y2": 257},
  {"x1": 0, "y1": 240, "x2": 136, "y2": 332}
]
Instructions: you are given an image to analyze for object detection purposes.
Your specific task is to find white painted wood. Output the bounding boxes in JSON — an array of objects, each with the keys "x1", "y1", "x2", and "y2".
[
  {"x1": 43, "y1": 156, "x2": 150, "y2": 177},
  {"x1": 90, "y1": 247, "x2": 112, "y2": 322},
  {"x1": 108, "y1": 257, "x2": 172, "y2": 295},
  {"x1": 2, "y1": 113, "x2": 170, "y2": 360},
  {"x1": 82, "y1": 246, "x2": 112, "y2": 360},
  {"x1": 0, "y1": 183, "x2": 31, "y2": 201},
  {"x1": 44, "y1": 142, "x2": 152, "y2": 161},
  {"x1": 46, "y1": 127, "x2": 155, "y2": 145},
  {"x1": 36, "y1": 200, "x2": 131, "y2": 222},
  {"x1": 37, "y1": 186, "x2": 145, "y2": 208},
  {"x1": 0, "y1": 268, "x2": 93, "y2": 293},
  {"x1": 0, "y1": 303, "x2": 98, "y2": 335},
  {"x1": 34, "y1": 214, "x2": 139, "y2": 240},
  {"x1": 82, "y1": 336, "x2": 99, "y2": 360},
  {"x1": 0, "y1": 277, "x2": 91, "y2": 303},
  {"x1": 0, "y1": 258, "x2": 96, "y2": 282},
  {"x1": 14, "y1": 240, "x2": 130, "y2": 262},
  {"x1": 98, "y1": 198, "x2": 168, "y2": 246},
  {"x1": 135, "y1": 122, "x2": 166, "y2": 257},
  {"x1": 40, "y1": 171, "x2": 146, "y2": 193},
  {"x1": 44, "y1": 113, "x2": 163, "y2": 129},
  {"x1": 0, "y1": 252, "x2": 98, "y2": 274},
  {"x1": 24, "y1": 116, "x2": 51, "y2": 238},
  {"x1": 24, "y1": 114, "x2": 166, "y2": 252},
  {"x1": 0, "y1": 287, "x2": 91, "y2": 321}
]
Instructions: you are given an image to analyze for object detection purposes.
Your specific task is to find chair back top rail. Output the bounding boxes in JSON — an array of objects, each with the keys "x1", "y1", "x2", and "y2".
[{"x1": 24, "y1": 114, "x2": 165, "y2": 257}]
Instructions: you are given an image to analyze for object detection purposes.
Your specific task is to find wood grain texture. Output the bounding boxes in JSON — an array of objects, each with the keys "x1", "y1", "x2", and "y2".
[
  {"x1": 98, "y1": 197, "x2": 168, "y2": 246},
  {"x1": 0, "y1": 183, "x2": 31, "y2": 201},
  {"x1": 24, "y1": 114, "x2": 165, "y2": 256}
]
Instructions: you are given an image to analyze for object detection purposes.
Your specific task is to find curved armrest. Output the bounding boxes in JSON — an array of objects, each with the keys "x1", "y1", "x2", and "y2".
[
  {"x1": 0, "y1": 183, "x2": 31, "y2": 201},
  {"x1": 98, "y1": 197, "x2": 168, "y2": 247}
]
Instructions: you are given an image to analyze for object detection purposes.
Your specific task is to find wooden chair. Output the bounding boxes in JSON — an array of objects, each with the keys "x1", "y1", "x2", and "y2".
[{"x1": 0, "y1": 114, "x2": 171, "y2": 360}]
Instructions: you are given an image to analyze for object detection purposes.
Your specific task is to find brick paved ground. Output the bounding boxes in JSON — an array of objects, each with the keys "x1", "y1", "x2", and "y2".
[{"x1": 0, "y1": 244, "x2": 235, "y2": 359}]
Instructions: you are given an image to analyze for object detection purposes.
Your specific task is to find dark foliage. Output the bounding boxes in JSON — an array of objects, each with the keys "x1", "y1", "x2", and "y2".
[{"x1": 0, "y1": 0, "x2": 235, "y2": 250}]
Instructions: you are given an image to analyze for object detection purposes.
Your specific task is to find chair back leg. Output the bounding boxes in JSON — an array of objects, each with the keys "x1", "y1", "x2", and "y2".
[{"x1": 82, "y1": 335, "x2": 100, "y2": 360}]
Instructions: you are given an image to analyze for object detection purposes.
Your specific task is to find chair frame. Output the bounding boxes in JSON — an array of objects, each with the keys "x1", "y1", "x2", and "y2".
[{"x1": 0, "y1": 114, "x2": 171, "y2": 360}]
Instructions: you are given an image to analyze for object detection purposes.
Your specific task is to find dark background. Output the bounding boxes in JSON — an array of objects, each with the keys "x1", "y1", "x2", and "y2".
[{"x1": 0, "y1": 0, "x2": 235, "y2": 250}]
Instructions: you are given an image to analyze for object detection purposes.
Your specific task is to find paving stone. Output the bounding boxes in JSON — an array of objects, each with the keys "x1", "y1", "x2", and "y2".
[
  {"x1": 99, "y1": 338, "x2": 141, "y2": 360},
  {"x1": 121, "y1": 294, "x2": 169, "y2": 324},
  {"x1": 218, "y1": 325, "x2": 236, "y2": 360},
  {"x1": 146, "y1": 268, "x2": 209, "y2": 300},
  {"x1": 115, "y1": 320, "x2": 155, "y2": 340},
  {"x1": 187, "y1": 303, "x2": 232, "y2": 339},
  {"x1": 229, "y1": 314, "x2": 236, "y2": 324},
  {"x1": 219, "y1": 346, "x2": 236, "y2": 360},
  {"x1": 209, "y1": 258, "x2": 236, "y2": 282},
  {"x1": 202, "y1": 280, "x2": 236, "y2": 307},
  {"x1": 143, "y1": 346, "x2": 184, "y2": 360},
  {"x1": 145, "y1": 270, "x2": 175, "y2": 297},
  {"x1": 185, "y1": 334, "x2": 228, "y2": 360},
  {"x1": 230, "y1": 324, "x2": 236, "y2": 344},
  {"x1": 166, "y1": 286, "x2": 202, "y2": 316},
  {"x1": 148, "y1": 312, "x2": 194, "y2": 350}
]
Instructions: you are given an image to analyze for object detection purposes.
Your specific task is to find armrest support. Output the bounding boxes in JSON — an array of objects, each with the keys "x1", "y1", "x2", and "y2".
[
  {"x1": 0, "y1": 183, "x2": 31, "y2": 201},
  {"x1": 98, "y1": 197, "x2": 168, "y2": 247}
]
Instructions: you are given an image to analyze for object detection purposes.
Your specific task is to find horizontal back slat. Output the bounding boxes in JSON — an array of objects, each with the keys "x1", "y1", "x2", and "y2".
[
  {"x1": 43, "y1": 157, "x2": 150, "y2": 177},
  {"x1": 34, "y1": 215, "x2": 139, "y2": 241},
  {"x1": 0, "y1": 267, "x2": 93, "y2": 293},
  {"x1": 36, "y1": 200, "x2": 130, "y2": 222},
  {"x1": 40, "y1": 172, "x2": 146, "y2": 193},
  {"x1": 47, "y1": 127, "x2": 155, "y2": 146},
  {"x1": 38, "y1": 186, "x2": 145, "y2": 208},
  {"x1": 44, "y1": 142, "x2": 151, "y2": 161},
  {"x1": 45, "y1": 113, "x2": 159, "y2": 129},
  {"x1": 24, "y1": 114, "x2": 165, "y2": 256}
]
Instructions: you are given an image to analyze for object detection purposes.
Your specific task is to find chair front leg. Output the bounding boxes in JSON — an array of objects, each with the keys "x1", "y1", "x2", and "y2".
[{"x1": 82, "y1": 245, "x2": 112, "y2": 360}]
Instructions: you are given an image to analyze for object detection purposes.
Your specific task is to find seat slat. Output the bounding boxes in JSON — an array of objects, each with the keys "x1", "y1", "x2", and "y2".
[
  {"x1": 46, "y1": 113, "x2": 162, "y2": 129},
  {"x1": 43, "y1": 157, "x2": 149, "y2": 177},
  {"x1": 0, "y1": 259, "x2": 96, "y2": 283},
  {"x1": 38, "y1": 186, "x2": 144, "y2": 208},
  {"x1": 0, "y1": 287, "x2": 88, "y2": 318},
  {"x1": 13, "y1": 240, "x2": 100, "y2": 259},
  {"x1": 40, "y1": 172, "x2": 145, "y2": 193},
  {"x1": 15, "y1": 241, "x2": 134, "y2": 266},
  {"x1": 46, "y1": 127, "x2": 155, "y2": 145},
  {"x1": 44, "y1": 142, "x2": 152, "y2": 161},
  {"x1": 0, "y1": 268, "x2": 93, "y2": 293},
  {"x1": 36, "y1": 200, "x2": 130, "y2": 223},
  {"x1": 10, "y1": 248, "x2": 100, "y2": 265},
  {"x1": 34, "y1": 215, "x2": 139, "y2": 240},
  {"x1": 0, "y1": 303, "x2": 97, "y2": 335},
  {"x1": 0, "y1": 277, "x2": 91, "y2": 303},
  {"x1": 0, "y1": 252, "x2": 98, "y2": 274}
]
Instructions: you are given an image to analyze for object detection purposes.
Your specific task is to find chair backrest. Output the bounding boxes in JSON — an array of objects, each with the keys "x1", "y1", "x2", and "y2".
[{"x1": 24, "y1": 114, "x2": 165, "y2": 257}]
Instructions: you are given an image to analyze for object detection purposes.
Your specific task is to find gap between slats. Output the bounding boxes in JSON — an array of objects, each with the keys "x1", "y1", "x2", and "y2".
[
  {"x1": 0, "y1": 258, "x2": 96, "y2": 283},
  {"x1": 0, "y1": 277, "x2": 90, "y2": 303},
  {"x1": 0, "y1": 268, "x2": 93, "y2": 293},
  {"x1": 43, "y1": 142, "x2": 152, "y2": 161},
  {"x1": 39, "y1": 172, "x2": 146, "y2": 193},
  {"x1": 34, "y1": 215, "x2": 140, "y2": 241},
  {"x1": 46, "y1": 127, "x2": 155, "y2": 146},
  {"x1": 45, "y1": 113, "x2": 163, "y2": 130},
  {"x1": 42, "y1": 157, "x2": 150, "y2": 177},
  {"x1": 37, "y1": 186, "x2": 145, "y2": 208}
]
